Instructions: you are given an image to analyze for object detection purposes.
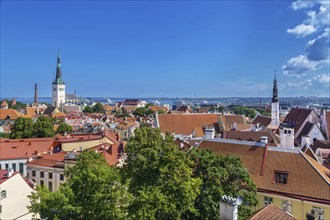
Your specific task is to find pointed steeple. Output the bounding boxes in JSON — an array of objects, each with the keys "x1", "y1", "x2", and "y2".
[
  {"x1": 272, "y1": 70, "x2": 278, "y2": 103},
  {"x1": 53, "y1": 49, "x2": 64, "y2": 84}
]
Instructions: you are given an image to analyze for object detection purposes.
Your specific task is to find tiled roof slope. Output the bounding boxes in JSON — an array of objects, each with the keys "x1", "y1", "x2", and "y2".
[
  {"x1": 0, "y1": 138, "x2": 54, "y2": 160},
  {"x1": 247, "y1": 203, "x2": 296, "y2": 220},
  {"x1": 297, "y1": 122, "x2": 314, "y2": 139},
  {"x1": 283, "y1": 108, "x2": 312, "y2": 131},
  {"x1": 157, "y1": 114, "x2": 220, "y2": 135},
  {"x1": 0, "y1": 109, "x2": 22, "y2": 120},
  {"x1": 198, "y1": 140, "x2": 330, "y2": 204},
  {"x1": 223, "y1": 130, "x2": 279, "y2": 146},
  {"x1": 219, "y1": 115, "x2": 247, "y2": 131},
  {"x1": 253, "y1": 115, "x2": 271, "y2": 127}
]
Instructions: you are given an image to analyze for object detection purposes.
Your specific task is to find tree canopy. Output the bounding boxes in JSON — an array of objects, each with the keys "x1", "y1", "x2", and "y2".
[
  {"x1": 10, "y1": 117, "x2": 34, "y2": 139},
  {"x1": 56, "y1": 119, "x2": 73, "y2": 135},
  {"x1": 92, "y1": 102, "x2": 104, "y2": 113},
  {"x1": 123, "y1": 127, "x2": 201, "y2": 219},
  {"x1": 230, "y1": 106, "x2": 256, "y2": 118},
  {"x1": 29, "y1": 151, "x2": 130, "y2": 220},
  {"x1": 34, "y1": 116, "x2": 55, "y2": 137},
  {"x1": 83, "y1": 106, "x2": 93, "y2": 114},
  {"x1": 132, "y1": 107, "x2": 154, "y2": 117}
]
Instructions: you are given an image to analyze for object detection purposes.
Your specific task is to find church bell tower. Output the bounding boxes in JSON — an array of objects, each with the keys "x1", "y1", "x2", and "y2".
[
  {"x1": 52, "y1": 49, "x2": 66, "y2": 108},
  {"x1": 270, "y1": 72, "x2": 279, "y2": 127}
]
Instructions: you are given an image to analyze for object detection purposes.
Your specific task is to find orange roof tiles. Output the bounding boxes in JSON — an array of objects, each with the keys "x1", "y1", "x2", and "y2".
[
  {"x1": 0, "y1": 100, "x2": 8, "y2": 107},
  {"x1": 198, "y1": 140, "x2": 330, "y2": 204},
  {"x1": 0, "y1": 109, "x2": 22, "y2": 120},
  {"x1": 0, "y1": 138, "x2": 54, "y2": 160},
  {"x1": 219, "y1": 114, "x2": 247, "y2": 131},
  {"x1": 248, "y1": 203, "x2": 296, "y2": 220},
  {"x1": 157, "y1": 113, "x2": 220, "y2": 135},
  {"x1": 283, "y1": 108, "x2": 313, "y2": 131},
  {"x1": 27, "y1": 152, "x2": 67, "y2": 168},
  {"x1": 0, "y1": 169, "x2": 19, "y2": 184},
  {"x1": 253, "y1": 115, "x2": 271, "y2": 127},
  {"x1": 223, "y1": 130, "x2": 279, "y2": 146}
]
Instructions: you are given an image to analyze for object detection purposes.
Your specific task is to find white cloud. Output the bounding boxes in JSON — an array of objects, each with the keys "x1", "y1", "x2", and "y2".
[
  {"x1": 287, "y1": 24, "x2": 316, "y2": 37},
  {"x1": 286, "y1": 73, "x2": 330, "y2": 88},
  {"x1": 291, "y1": 0, "x2": 315, "y2": 10},
  {"x1": 306, "y1": 29, "x2": 330, "y2": 61},
  {"x1": 282, "y1": 55, "x2": 319, "y2": 76}
]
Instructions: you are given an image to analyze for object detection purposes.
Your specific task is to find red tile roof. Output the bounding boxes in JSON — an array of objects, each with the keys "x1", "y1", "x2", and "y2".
[
  {"x1": 0, "y1": 109, "x2": 22, "y2": 120},
  {"x1": 247, "y1": 203, "x2": 296, "y2": 220},
  {"x1": 283, "y1": 108, "x2": 312, "y2": 132},
  {"x1": 219, "y1": 114, "x2": 247, "y2": 131},
  {"x1": 26, "y1": 152, "x2": 67, "y2": 168},
  {"x1": 0, "y1": 138, "x2": 54, "y2": 160},
  {"x1": 157, "y1": 113, "x2": 220, "y2": 135},
  {"x1": 223, "y1": 130, "x2": 279, "y2": 146},
  {"x1": 253, "y1": 115, "x2": 271, "y2": 127},
  {"x1": 198, "y1": 140, "x2": 330, "y2": 204},
  {"x1": 0, "y1": 100, "x2": 8, "y2": 107},
  {"x1": 0, "y1": 169, "x2": 19, "y2": 184}
]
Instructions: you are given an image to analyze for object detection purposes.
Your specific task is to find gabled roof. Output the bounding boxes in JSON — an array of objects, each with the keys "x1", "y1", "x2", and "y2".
[
  {"x1": 223, "y1": 130, "x2": 279, "y2": 146},
  {"x1": 157, "y1": 113, "x2": 220, "y2": 135},
  {"x1": 0, "y1": 169, "x2": 19, "y2": 184},
  {"x1": 219, "y1": 114, "x2": 247, "y2": 131},
  {"x1": 0, "y1": 109, "x2": 22, "y2": 120},
  {"x1": 0, "y1": 100, "x2": 8, "y2": 107},
  {"x1": 247, "y1": 203, "x2": 296, "y2": 220},
  {"x1": 253, "y1": 115, "x2": 271, "y2": 127},
  {"x1": 10, "y1": 98, "x2": 17, "y2": 106},
  {"x1": 43, "y1": 107, "x2": 58, "y2": 116},
  {"x1": 198, "y1": 139, "x2": 330, "y2": 204},
  {"x1": 122, "y1": 99, "x2": 139, "y2": 106},
  {"x1": 283, "y1": 108, "x2": 313, "y2": 132}
]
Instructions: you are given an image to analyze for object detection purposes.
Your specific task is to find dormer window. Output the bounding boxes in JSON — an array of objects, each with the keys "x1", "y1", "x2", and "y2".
[{"x1": 274, "y1": 171, "x2": 288, "y2": 184}]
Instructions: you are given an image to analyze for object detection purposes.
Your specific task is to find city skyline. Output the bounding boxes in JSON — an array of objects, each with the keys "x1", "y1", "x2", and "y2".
[{"x1": 1, "y1": 0, "x2": 329, "y2": 98}]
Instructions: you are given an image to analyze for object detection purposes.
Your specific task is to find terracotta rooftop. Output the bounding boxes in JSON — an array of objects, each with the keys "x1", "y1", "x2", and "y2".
[
  {"x1": 0, "y1": 138, "x2": 54, "y2": 160},
  {"x1": 10, "y1": 99, "x2": 17, "y2": 106},
  {"x1": 253, "y1": 115, "x2": 271, "y2": 127},
  {"x1": 247, "y1": 203, "x2": 296, "y2": 220},
  {"x1": 198, "y1": 139, "x2": 330, "y2": 204},
  {"x1": 219, "y1": 114, "x2": 247, "y2": 131},
  {"x1": 283, "y1": 108, "x2": 313, "y2": 132},
  {"x1": 0, "y1": 169, "x2": 19, "y2": 184},
  {"x1": 0, "y1": 109, "x2": 22, "y2": 120},
  {"x1": 0, "y1": 100, "x2": 8, "y2": 107},
  {"x1": 26, "y1": 152, "x2": 67, "y2": 168},
  {"x1": 223, "y1": 130, "x2": 279, "y2": 146},
  {"x1": 157, "y1": 113, "x2": 220, "y2": 135}
]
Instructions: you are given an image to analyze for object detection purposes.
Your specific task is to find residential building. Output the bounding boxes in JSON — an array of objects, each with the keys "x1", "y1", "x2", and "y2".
[
  {"x1": 197, "y1": 137, "x2": 330, "y2": 220},
  {"x1": 0, "y1": 169, "x2": 35, "y2": 219}
]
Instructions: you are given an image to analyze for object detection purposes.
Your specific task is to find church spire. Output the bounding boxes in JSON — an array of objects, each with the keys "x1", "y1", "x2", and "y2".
[
  {"x1": 272, "y1": 70, "x2": 278, "y2": 103},
  {"x1": 53, "y1": 49, "x2": 64, "y2": 84}
]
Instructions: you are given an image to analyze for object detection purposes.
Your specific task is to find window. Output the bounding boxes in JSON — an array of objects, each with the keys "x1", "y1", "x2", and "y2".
[
  {"x1": 5, "y1": 164, "x2": 8, "y2": 170},
  {"x1": 282, "y1": 200, "x2": 292, "y2": 214},
  {"x1": 48, "y1": 181, "x2": 53, "y2": 192},
  {"x1": 12, "y1": 163, "x2": 16, "y2": 171},
  {"x1": 49, "y1": 172, "x2": 53, "y2": 179},
  {"x1": 263, "y1": 196, "x2": 273, "y2": 206},
  {"x1": 19, "y1": 163, "x2": 24, "y2": 174},
  {"x1": 274, "y1": 171, "x2": 288, "y2": 184},
  {"x1": 40, "y1": 180, "x2": 44, "y2": 186},
  {"x1": 0, "y1": 190, "x2": 6, "y2": 199},
  {"x1": 40, "y1": 171, "x2": 44, "y2": 178},
  {"x1": 60, "y1": 174, "x2": 64, "y2": 181},
  {"x1": 32, "y1": 170, "x2": 36, "y2": 177}
]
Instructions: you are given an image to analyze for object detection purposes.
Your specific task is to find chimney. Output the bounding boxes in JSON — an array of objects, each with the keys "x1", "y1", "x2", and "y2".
[
  {"x1": 301, "y1": 136, "x2": 310, "y2": 148},
  {"x1": 7, "y1": 169, "x2": 14, "y2": 177},
  {"x1": 204, "y1": 128, "x2": 215, "y2": 139},
  {"x1": 260, "y1": 136, "x2": 268, "y2": 176},
  {"x1": 34, "y1": 83, "x2": 38, "y2": 104},
  {"x1": 233, "y1": 123, "x2": 237, "y2": 130},
  {"x1": 220, "y1": 195, "x2": 243, "y2": 220}
]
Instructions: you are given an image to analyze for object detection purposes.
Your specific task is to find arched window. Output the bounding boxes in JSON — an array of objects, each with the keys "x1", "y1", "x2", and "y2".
[{"x1": 1, "y1": 190, "x2": 6, "y2": 199}]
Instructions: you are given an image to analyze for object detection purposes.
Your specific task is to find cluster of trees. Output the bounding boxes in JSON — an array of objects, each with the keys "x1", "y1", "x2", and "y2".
[
  {"x1": 10, "y1": 116, "x2": 72, "y2": 139},
  {"x1": 229, "y1": 106, "x2": 256, "y2": 118},
  {"x1": 132, "y1": 107, "x2": 155, "y2": 117},
  {"x1": 254, "y1": 107, "x2": 271, "y2": 117},
  {"x1": 29, "y1": 127, "x2": 257, "y2": 220},
  {"x1": 83, "y1": 103, "x2": 104, "y2": 114}
]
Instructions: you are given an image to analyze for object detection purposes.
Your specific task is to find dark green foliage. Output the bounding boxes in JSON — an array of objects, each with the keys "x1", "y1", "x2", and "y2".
[
  {"x1": 254, "y1": 108, "x2": 271, "y2": 117},
  {"x1": 230, "y1": 106, "x2": 256, "y2": 118},
  {"x1": 133, "y1": 107, "x2": 155, "y2": 117},
  {"x1": 123, "y1": 127, "x2": 201, "y2": 219},
  {"x1": 10, "y1": 117, "x2": 34, "y2": 139},
  {"x1": 188, "y1": 149, "x2": 257, "y2": 220},
  {"x1": 34, "y1": 116, "x2": 55, "y2": 137},
  {"x1": 92, "y1": 102, "x2": 104, "y2": 113},
  {"x1": 83, "y1": 106, "x2": 93, "y2": 114},
  {"x1": 157, "y1": 109, "x2": 165, "y2": 114},
  {"x1": 56, "y1": 120, "x2": 73, "y2": 134},
  {"x1": 28, "y1": 151, "x2": 130, "y2": 220}
]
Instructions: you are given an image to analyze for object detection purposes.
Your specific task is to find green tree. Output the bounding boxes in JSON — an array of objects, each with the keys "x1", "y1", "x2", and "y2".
[
  {"x1": 187, "y1": 149, "x2": 257, "y2": 220},
  {"x1": 29, "y1": 151, "x2": 130, "y2": 220},
  {"x1": 157, "y1": 109, "x2": 165, "y2": 114},
  {"x1": 56, "y1": 120, "x2": 73, "y2": 135},
  {"x1": 93, "y1": 102, "x2": 104, "y2": 113},
  {"x1": 10, "y1": 117, "x2": 34, "y2": 139},
  {"x1": 83, "y1": 106, "x2": 93, "y2": 114},
  {"x1": 34, "y1": 116, "x2": 55, "y2": 137},
  {"x1": 123, "y1": 127, "x2": 201, "y2": 219},
  {"x1": 132, "y1": 107, "x2": 146, "y2": 117}
]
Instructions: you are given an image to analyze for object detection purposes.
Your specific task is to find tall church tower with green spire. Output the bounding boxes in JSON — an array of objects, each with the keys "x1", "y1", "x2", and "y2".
[
  {"x1": 52, "y1": 49, "x2": 66, "y2": 108},
  {"x1": 270, "y1": 71, "x2": 279, "y2": 127}
]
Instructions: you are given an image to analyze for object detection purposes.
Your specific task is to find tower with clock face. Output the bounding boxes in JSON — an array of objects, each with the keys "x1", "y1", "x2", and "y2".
[{"x1": 52, "y1": 50, "x2": 66, "y2": 108}]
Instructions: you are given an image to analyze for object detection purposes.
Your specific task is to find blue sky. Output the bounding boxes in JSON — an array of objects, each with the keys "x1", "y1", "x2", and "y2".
[{"x1": 1, "y1": 0, "x2": 329, "y2": 98}]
